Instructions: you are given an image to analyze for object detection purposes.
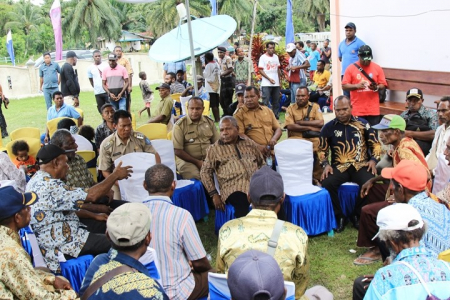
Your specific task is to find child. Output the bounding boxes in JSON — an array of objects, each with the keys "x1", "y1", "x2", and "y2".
[
  {"x1": 12, "y1": 140, "x2": 37, "y2": 176},
  {"x1": 138, "y1": 71, "x2": 153, "y2": 117}
]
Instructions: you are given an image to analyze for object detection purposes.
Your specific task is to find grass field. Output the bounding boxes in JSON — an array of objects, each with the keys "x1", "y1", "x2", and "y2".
[{"x1": 1, "y1": 85, "x2": 380, "y2": 299}]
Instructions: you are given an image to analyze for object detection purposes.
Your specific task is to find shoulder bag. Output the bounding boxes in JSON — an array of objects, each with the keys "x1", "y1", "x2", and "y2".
[
  {"x1": 353, "y1": 63, "x2": 386, "y2": 103},
  {"x1": 302, "y1": 105, "x2": 321, "y2": 138}
]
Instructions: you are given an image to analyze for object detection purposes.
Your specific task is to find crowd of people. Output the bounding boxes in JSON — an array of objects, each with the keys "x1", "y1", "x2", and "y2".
[{"x1": 0, "y1": 21, "x2": 450, "y2": 300}]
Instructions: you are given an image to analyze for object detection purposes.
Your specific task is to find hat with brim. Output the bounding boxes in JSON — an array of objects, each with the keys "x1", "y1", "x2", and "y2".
[
  {"x1": 36, "y1": 144, "x2": 74, "y2": 165},
  {"x1": 286, "y1": 43, "x2": 296, "y2": 53},
  {"x1": 381, "y1": 160, "x2": 427, "y2": 191},
  {"x1": 156, "y1": 83, "x2": 171, "y2": 90},
  {"x1": 0, "y1": 186, "x2": 38, "y2": 220},
  {"x1": 372, "y1": 114, "x2": 406, "y2": 131}
]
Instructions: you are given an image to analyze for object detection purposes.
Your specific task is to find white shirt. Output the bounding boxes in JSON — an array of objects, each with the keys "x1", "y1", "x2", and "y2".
[
  {"x1": 203, "y1": 61, "x2": 220, "y2": 93},
  {"x1": 87, "y1": 62, "x2": 108, "y2": 95},
  {"x1": 426, "y1": 123, "x2": 450, "y2": 170},
  {"x1": 258, "y1": 53, "x2": 280, "y2": 87},
  {"x1": 73, "y1": 134, "x2": 93, "y2": 151}
]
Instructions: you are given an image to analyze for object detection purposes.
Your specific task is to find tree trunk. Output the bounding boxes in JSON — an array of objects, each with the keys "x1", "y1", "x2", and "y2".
[{"x1": 317, "y1": 13, "x2": 325, "y2": 32}]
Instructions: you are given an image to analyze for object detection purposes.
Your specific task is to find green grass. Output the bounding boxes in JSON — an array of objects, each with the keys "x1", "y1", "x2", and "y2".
[{"x1": 1, "y1": 85, "x2": 379, "y2": 299}]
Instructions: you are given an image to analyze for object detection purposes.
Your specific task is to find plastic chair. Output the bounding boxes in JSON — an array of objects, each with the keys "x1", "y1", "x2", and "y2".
[
  {"x1": 136, "y1": 124, "x2": 168, "y2": 140},
  {"x1": 131, "y1": 112, "x2": 136, "y2": 131},
  {"x1": 167, "y1": 130, "x2": 173, "y2": 140},
  {"x1": 76, "y1": 150, "x2": 97, "y2": 183},
  {"x1": 10, "y1": 127, "x2": 40, "y2": 140},
  {"x1": 74, "y1": 108, "x2": 84, "y2": 125},
  {"x1": 172, "y1": 93, "x2": 182, "y2": 116},
  {"x1": 47, "y1": 117, "x2": 78, "y2": 138},
  {"x1": 138, "y1": 246, "x2": 163, "y2": 286},
  {"x1": 439, "y1": 249, "x2": 450, "y2": 262},
  {"x1": 6, "y1": 137, "x2": 41, "y2": 162},
  {"x1": 183, "y1": 98, "x2": 211, "y2": 116},
  {"x1": 338, "y1": 183, "x2": 359, "y2": 218},
  {"x1": 0, "y1": 138, "x2": 6, "y2": 152}
]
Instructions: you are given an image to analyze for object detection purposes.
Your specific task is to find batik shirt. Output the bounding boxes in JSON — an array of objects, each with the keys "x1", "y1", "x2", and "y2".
[
  {"x1": 95, "y1": 121, "x2": 115, "y2": 148},
  {"x1": 400, "y1": 105, "x2": 439, "y2": 131},
  {"x1": 364, "y1": 247, "x2": 450, "y2": 300},
  {"x1": 318, "y1": 116, "x2": 381, "y2": 172},
  {"x1": 234, "y1": 57, "x2": 253, "y2": 84},
  {"x1": 26, "y1": 171, "x2": 89, "y2": 273},
  {"x1": 64, "y1": 154, "x2": 96, "y2": 189},
  {"x1": 0, "y1": 226, "x2": 77, "y2": 299}
]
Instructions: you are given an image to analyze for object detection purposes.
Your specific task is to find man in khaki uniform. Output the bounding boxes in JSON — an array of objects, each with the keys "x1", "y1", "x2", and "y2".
[
  {"x1": 173, "y1": 97, "x2": 219, "y2": 179},
  {"x1": 234, "y1": 86, "x2": 282, "y2": 158},
  {"x1": 99, "y1": 110, "x2": 161, "y2": 198},
  {"x1": 148, "y1": 83, "x2": 173, "y2": 125},
  {"x1": 285, "y1": 87, "x2": 324, "y2": 180}
]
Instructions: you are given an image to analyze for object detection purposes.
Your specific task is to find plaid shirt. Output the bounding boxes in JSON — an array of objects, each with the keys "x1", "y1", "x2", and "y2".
[{"x1": 95, "y1": 121, "x2": 115, "y2": 148}]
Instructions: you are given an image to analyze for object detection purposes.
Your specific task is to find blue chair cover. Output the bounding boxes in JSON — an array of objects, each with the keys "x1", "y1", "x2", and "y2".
[
  {"x1": 284, "y1": 188, "x2": 336, "y2": 236},
  {"x1": 142, "y1": 261, "x2": 160, "y2": 280},
  {"x1": 338, "y1": 184, "x2": 360, "y2": 218},
  {"x1": 172, "y1": 179, "x2": 210, "y2": 221},
  {"x1": 215, "y1": 204, "x2": 235, "y2": 235},
  {"x1": 60, "y1": 255, "x2": 94, "y2": 293},
  {"x1": 19, "y1": 226, "x2": 33, "y2": 262}
]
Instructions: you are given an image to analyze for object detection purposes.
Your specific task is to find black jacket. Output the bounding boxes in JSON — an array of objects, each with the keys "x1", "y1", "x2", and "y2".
[{"x1": 60, "y1": 62, "x2": 80, "y2": 97}]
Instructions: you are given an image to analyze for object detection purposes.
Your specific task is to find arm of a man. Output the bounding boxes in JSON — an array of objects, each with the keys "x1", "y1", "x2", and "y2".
[
  {"x1": 181, "y1": 214, "x2": 212, "y2": 272},
  {"x1": 200, "y1": 147, "x2": 218, "y2": 197},
  {"x1": 63, "y1": 66, "x2": 77, "y2": 95},
  {"x1": 234, "y1": 110, "x2": 251, "y2": 140},
  {"x1": 87, "y1": 67, "x2": 94, "y2": 88},
  {"x1": 365, "y1": 124, "x2": 382, "y2": 162},
  {"x1": 173, "y1": 125, "x2": 202, "y2": 167},
  {"x1": 270, "y1": 112, "x2": 282, "y2": 145},
  {"x1": 405, "y1": 130, "x2": 436, "y2": 141}
]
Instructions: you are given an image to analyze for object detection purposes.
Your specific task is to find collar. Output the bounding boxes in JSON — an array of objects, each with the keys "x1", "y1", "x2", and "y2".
[
  {"x1": 392, "y1": 246, "x2": 431, "y2": 263},
  {"x1": 143, "y1": 195, "x2": 173, "y2": 204},
  {"x1": 405, "y1": 104, "x2": 426, "y2": 116},
  {"x1": 332, "y1": 115, "x2": 357, "y2": 125},
  {"x1": 246, "y1": 209, "x2": 278, "y2": 219},
  {"x1": 161, "y1": 96, "x2": 172, "y2": 102},
  {"x1": 218, "y1": 136, "x2": 245, "y2": 146},
  {"x1": 44, "y1": 62, "x2": 54, "y2": 66},
  {"x1": 0, "y1": 225, "x2": 21, "y2": 245},
  {"x1": 107, "y1": 249, "x2": 149, "y2": 275},
  {"x1": 54, "y1": 103, "x2": 66, "y2": 111},
  {"x1": 114, "y1": 131, "x2": 131, "y2": 146},
  {"x1": 295, "y1": 102, "x2": 313, "y2": 110},
  {"x1": 241, "y1": 105, "x2": 262, "y2": 113},
  {"x1": 186, "y1": 115, "x2": 206, "y2": 125},
  {"x1": 346, "y1": 36, "x2": 359, "y2": 44}
]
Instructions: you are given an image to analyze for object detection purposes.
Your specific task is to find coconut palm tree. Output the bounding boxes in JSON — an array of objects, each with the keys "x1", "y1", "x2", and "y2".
[
  {"x1": 298, "y1": 0, "x2": 329, "y2": 32},
  {"x1": 217, "y1": 0, "x2": 252, "y2": 36}
]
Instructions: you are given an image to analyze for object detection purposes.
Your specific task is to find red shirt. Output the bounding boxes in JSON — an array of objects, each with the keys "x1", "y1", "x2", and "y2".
[{"x1": 342, "y1": 62, "x2": 387, "y2": 116}]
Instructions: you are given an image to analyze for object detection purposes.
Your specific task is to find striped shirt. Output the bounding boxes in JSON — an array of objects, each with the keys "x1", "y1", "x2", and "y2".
[
  {"x1": 200, "y1": 137, "x2": 265, "y2": 201},
  {"x1": 102, "y1": 64, "x2": 128, "y2": 96},
  {"x1": 143, "y1": 196, "x2": 206, "y2": 300}
]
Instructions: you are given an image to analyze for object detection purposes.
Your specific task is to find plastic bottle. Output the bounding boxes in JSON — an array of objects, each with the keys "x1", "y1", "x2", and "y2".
[{"x1": 266, "y1": 146, "x2": 272, "y2": 167}]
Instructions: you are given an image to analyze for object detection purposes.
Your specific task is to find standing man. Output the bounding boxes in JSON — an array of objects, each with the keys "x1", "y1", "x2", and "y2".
[
  {"x1": 163, "y1": 61, "x2": 186, "y2": 81},
  {"x1": 95, "y1": 103, "x2": 115, "y2": 149},
  {"x1": 87, "y1": 50, "x2": 109, "y2": 113},
  {"x1": 342, "y1": 45, "x2": 387, "y2": 126},
  {"x1": 218, "y1": 46, "x2": 234, "y2": 116},
  {"x1": 60, "y1": 51, "x2": 80, "y2": 106},
  {"x1": 308, "y1": 42, "x2": 321, "y2": 81},
  {"x1": 102, "y1": 54, "x2": 129, "y2": 112},
  {"x1": 173, "y1": 97, "x2": 219, "y2": 180},
  {"x1": 233, "y1": 47, "x2": 254, "y2": 86},
  {"x1": 338, "y1": 22, "x2": 365, "y2": 98},
  {"x1": 286, "y1": 43, "x2": 309, "y2": 104},
  {"x1": 148, "y1": 83, "x2": 173, "y2": 125},
  {"x1": 258, "y1": 42, "x2": 282, "y2": 118},
  {"x1": 319, "y1": 96, "x2": 381, "y2": 232},
  {"x1": 285, "y1": 86, "x2": 324, "y2": 180},
  {"x1": 39, "y1": 52, "x2": 61, "y2": 110},
  {"x1": 320, "y1": 39, "x2": 332, "y2": 70},
  {"x1": 115, "y1": 46, "x2": 134, "y2": 112},
  {"x1": 203, "y1": 52, "x2": 221, "y2": 122}
]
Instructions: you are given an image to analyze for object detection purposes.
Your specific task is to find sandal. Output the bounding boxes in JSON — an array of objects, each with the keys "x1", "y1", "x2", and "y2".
[{"x1": 353, "y1": 254, "x2": 381, "y2": 265}]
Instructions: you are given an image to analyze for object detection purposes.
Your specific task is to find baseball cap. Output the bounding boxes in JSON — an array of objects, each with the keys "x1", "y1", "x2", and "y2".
[
  {"x1": 358, "y1": 45, "x2": 373, "y2": 61},
  {"x1": 156, "y1": 83, "x2": 171, "y2": 90},
  {"x1": 306, "y1": 40, "x2": 311, "y2": 43},
  {"x1": 36, "y1": 144, "x2": 74, "y2": 165},
  {"x1": 217, "y1": 46, "x2": 227, "y2": 53},
  {"x1": 406, "y1": 88, "x2": 423, "y2": 99},
  {"x1": 235, "y1": 84, "x2": 246, "y2": 95},
  {"x1": 286, "y1": 43, "x2": 296, "y2": 53},
  {"x1": 381, "y1": 160, "x2": 428, "y2": 191},
  {"x1": 228, "y1": 250, "x2": 285, "y2": 300},
  {"x1": 249, "y1": 166, "x2": 284, "y2": 202},
  {"x1": 66, "y1": 51, "x2": 78, "y2": 58},
  {"x1": 0, "y1": 186, "x2": 38, "y2": 220},
  {"x1": 372, "y1": 203, "x2": 424, "y2": 240},
  {"x1": 108, "y1": 53, "x2": 117, "y2": 61},
  {"x1": 107, "y1": 203, "x2": 152, "y2": 247},
  {"x1": 372, "y1": 114, "x2": 406, "y2": 131},
  {"x1": 345, "y1": 22, "x2": 356, "y2": 29}
]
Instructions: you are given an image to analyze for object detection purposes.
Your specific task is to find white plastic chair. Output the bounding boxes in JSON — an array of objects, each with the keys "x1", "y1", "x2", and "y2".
[{"x1": 139, "y1": 247, "x2": 163, "y2": 287}]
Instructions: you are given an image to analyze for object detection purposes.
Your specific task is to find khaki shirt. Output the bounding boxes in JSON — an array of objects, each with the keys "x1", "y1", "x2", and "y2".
[
  {"x1": 155, "y1": 96, "x2": 174, "y2": 125},
  {"x1": 117, "y1": 57, "x2": 133, "y2": 75},
  {"x1": 234, "y1": 105, "x2": 281, "y2": 145},
  {"x1": 285, "y1": 102, "x2": 323, "y2": 151},
  {"x1": 172, "y1": 115, "x2": 219, "y2": 160},
  {"x1": 98, "y1": 131, "x2": 157, "y2": 172}
]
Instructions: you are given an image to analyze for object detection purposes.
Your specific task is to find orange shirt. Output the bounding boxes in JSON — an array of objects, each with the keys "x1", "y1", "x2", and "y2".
[{"x1": 14, "y1": 155, "x2": 37, "y2": 174}]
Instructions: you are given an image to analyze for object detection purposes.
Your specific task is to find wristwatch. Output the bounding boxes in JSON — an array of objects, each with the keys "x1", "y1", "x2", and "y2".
[{"x1": 321, "y1": 161, "x2": 329, "y2": 168}]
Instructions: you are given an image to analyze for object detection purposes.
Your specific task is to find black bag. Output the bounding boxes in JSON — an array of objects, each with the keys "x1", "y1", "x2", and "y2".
[
  {"x1": 405, "y1": 113, "x2": 431, "y2": 132},
  {"x1": 353, "y1": 63, "x2": 387, "y2": 103},
  {"x1": 302, "y1": 105, "x2": 321, "y2": 138}
]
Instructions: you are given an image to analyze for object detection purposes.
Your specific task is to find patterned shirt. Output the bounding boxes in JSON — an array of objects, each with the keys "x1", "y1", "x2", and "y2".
[
  {"x1": 400, "y1": 105, "x2": 438, "y2": 131},
  {"x1": 318, "y1": 116, "x2": 381, "y2": 172},
  {"x1": 200, "y1": 137, "x2": 265, "y2": 201},
  {"x1": 288, "y1": 49, "x2": 307, "y2": 82},
  {"x1": 364, "y1": 247, "x2": 450, "y2": 300},
  {"x1": 95, "y1": 121, "x2": 115, "y2": 149},
  {"x1": 436, "y1": 183, "x2": 450, "y2": 210},
  {"x1": 0, "y1": 226, "x2": 78, "y2": 299},
  {"x1": 392, "y1": 137, "x2": 427, "y2": 167},
  {"x1": 217, "y1": 209, "x2": 310, "y2": 300},
  {"x1": 65, "y1": 154, "x2": 96, "y2": 189},
  {"x1": 0, "y1": 151, "x2": 27, "y2": 193},
  {"x1": 234, "y1": 57, "x2": 253, "y2": 84},
  {"x1": 170, "y1": 81, "x2": 185, "y2": 94},
  {"x1": 142, "y1": 196, "x2": 207, "y2": 300},
  {"x1": 80, "y1": 249, "x2": 168, "y2": 300},
  {"x1": 26, "y1": 171, "x2": 89, "y2": 273}
]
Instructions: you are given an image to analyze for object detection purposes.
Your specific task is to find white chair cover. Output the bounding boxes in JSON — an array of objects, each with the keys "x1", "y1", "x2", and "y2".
[
  {"x1": 275, "y1": 139, "x2": 321, "y2": 196},
  {"x1": 433, "y1": 153, "x2": 450, "y2": 194},
  {"x1": 151, "y1": 139, "x2": 177, "y2": 180},
  {"x1": 114, "y1": 153, "x2": 156, "y2": 202},
  {"x1": 27, "y1": 230, "x2": 47, "y2": 268},
  {"x1": 139, "y1": 247, "x2": 163, "y2": 286},
  {"x1": 180, "y1": 95, "x2": 191, "y2": 116}
]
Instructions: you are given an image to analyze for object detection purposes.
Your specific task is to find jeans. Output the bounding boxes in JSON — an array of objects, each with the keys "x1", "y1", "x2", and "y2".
[
  {"x1": 43, "y1": 87, "x2": 59, "y2": 110},
  {"x1": 109, "y1": 96, "x2": 126, "y2": 111},
  {"x1": 261, "y1": 86, "x2": 281, "y2": 118},
  {"x1": 290, "y1": 78, "x2": 306, "y2": 104}
]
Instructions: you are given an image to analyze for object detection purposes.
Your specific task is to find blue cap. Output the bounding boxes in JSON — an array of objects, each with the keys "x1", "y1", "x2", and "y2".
[{"x1": 0, "y1": 186, "x2": 38, "y2": 220}]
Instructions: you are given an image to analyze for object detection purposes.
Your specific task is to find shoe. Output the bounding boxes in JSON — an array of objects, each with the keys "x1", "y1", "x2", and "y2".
[
  {"x1": 351, "y1": 215, "x2": 359, "y2": 230},
  {"x1": 335, "y1": 217, "x2": 346, "y2": 233}
]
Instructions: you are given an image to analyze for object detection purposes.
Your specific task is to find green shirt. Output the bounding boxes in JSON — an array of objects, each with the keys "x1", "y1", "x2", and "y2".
[{"x1": 155, "y1": 96, "x2": 174, "y2": 125}]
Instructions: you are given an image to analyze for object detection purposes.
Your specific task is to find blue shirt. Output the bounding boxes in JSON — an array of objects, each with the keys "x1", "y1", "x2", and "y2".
[
  {"x1": 163, "y1": 61, "x2": 186, "y2": 74},
  {"x1": 308, "y1": 50, "x2": 321, "y2": 71},
  {"x1": 364, "y1": 247, "x2": 450, "y2": 300},
  {"x1": 39, "y1": 62, "x2": 61, "y2": 89},
  {"x1": 80, "y1": 249, "x2": 168, "y2": 300},
  {"x1": 338, "y1": 36, "x2": 365, "y2": 75},
  {"x1": 47, "y1": 103, "x2": 81, "y2": 121}
]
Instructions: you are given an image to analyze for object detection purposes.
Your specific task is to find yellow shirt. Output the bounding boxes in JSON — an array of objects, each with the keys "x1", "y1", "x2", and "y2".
[{"x1": 313, "y1": 70, "x2": 331, "y2": 88}]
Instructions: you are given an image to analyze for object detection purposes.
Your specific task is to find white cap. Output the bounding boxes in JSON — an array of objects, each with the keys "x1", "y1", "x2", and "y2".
[
  {"x1": 286, "y1": 43, "x2": 296, "y2": 53},
  {"x1": 372, "y1": 204, "x2": 424, "y2": 240}
]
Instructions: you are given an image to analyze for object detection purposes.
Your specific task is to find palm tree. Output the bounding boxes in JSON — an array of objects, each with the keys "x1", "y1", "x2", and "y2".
[
  {"x1": 298, "y1": 0, "x2": 329, "y2": 32},
  {"x1": 217, "y1": 0, "x2": 252, "y2": 37},
  {"x1": 4, "y1": 0, "x2": 44, "y2": 57}
]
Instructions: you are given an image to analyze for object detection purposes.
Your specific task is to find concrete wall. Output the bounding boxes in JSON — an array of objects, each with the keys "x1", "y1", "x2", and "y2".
[{"x1": 0, "y1": 53, "x2": 164, "y2": 99}]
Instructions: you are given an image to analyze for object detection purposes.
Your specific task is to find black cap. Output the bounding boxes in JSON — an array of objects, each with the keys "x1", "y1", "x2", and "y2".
[
  {"x1": 36, "y1": 144, "x2": 74, "y2": 165},
  {"x1": 156, "y1": 83, "x2": 171, "y2": 90},
  {"x1": 0, "y1": 186, "x2": 38, "y2": 220},
  {"x1": 306, "y1": 40, "x2": 311, "y2": 43},
  {"x1": 358, "y1": 45, "x2": 373, "y2": 61},
  {"x1": 66, "y1": 51, "x2": 78, "y2": 58},
  {"x1": 235, "y1": 84, "x2": 246, "y2": 95},
  {"x1": 406, "y1": 88, "x2": 423, "y2": 99},
  {"x1": 217, "y1": 46, "x2": 227, "y2": 53},
  {"x1": 345, "y1": 22, "x2": 356, "y2": 29}
]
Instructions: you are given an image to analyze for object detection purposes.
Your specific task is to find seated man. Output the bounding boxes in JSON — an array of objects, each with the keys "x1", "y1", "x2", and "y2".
[
  {"x1": 95, "y1": 103, "x2": 116, "y2": 149},
  {"x1": 173, "y1": 97, "x2": 219, "y2": 180},
  {"x1": 181, "y1": 75, "x2": 209, "y2": 101},
  {"x1": 319, "y1": 95, "x2": 381, "y2": 232},
  {"x1": 0, "y1": 186, "x2": 77, "y2": 299},
  {"x1": 285, "y1": 86, "x2": 324, "y2": 180},
  {"x1": 354, "y1": 204, "x2": 450, "y2": 300},
  {"x1": 228, "y1": 83, "x2": 245, "y2": 115},
  {"x1": 142, "y1": 164, "x2": 212, "y2": 300},
  {"x1": 169, "y1": 72, "x2": 185, "y2": 94},
  {"x1": 309, "y1": 59, "x2": 331, "y2": 108},
  {"x1": 26, "y1": 144, "x2": 133, "y2": 273},
  {"x1": 79, "y1": 203, "x2": 168, "y2": 300},
  {"x1": 148, "y1": 83, "x2": 174, "y2": 125},
  {"x1": 400, "y1": 88, "x2": 438, "y2": 156},
  {"x1": 200, "y1": 116, "x2": 265, "y2": 218}
]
